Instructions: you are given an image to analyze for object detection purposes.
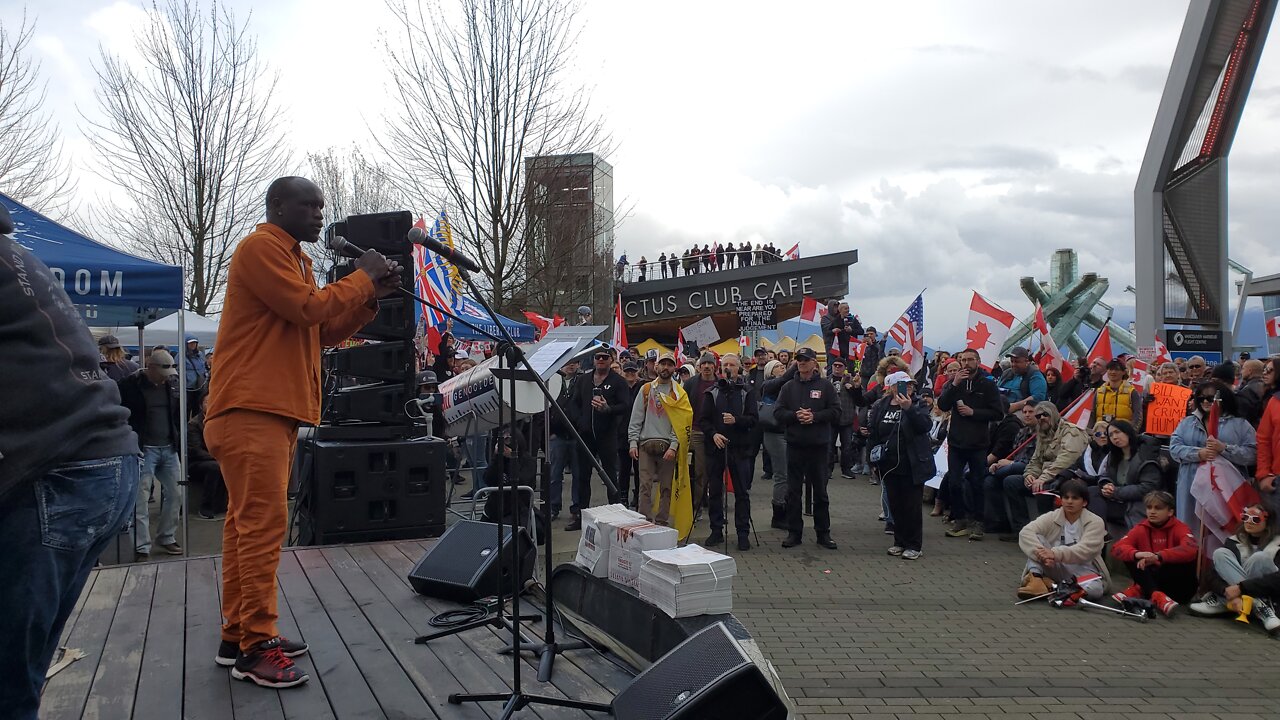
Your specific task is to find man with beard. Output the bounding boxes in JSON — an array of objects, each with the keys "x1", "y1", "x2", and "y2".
[
  {"x1": 565, "y1": 350, "x2": 629, "y2": 529},
  {"x1": 698, "y1": 354, "x2": 759, "y2": 550},
  {"x1": 684, "y1": 353, "x2": 720, "y2": 516},
  {"x1": 629, "y1": 353, "x2": 687, "y2": 526}
]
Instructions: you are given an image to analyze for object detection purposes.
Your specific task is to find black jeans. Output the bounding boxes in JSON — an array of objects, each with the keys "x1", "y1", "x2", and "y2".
[
  {"x1": 615, "y1": 442, "x2": 637, "y2": 506},
  {"x1": 706, "y1": 447, "x2": 753, "y2": 535},
  {"x1": 572, "y1": 433, "x2": 617, "y2": 512},
  {"x1": 945, "y1": 445, "x2": 989, "y2": 523},
  {"x1": 786, "y1": 443, "x2": 829, "y2": 536},
  {"x1": 981, "y1": 463, "x2": 1026, "y2": 532},
  {"x1": 829, "y1": 424, "x2": 855, "y2": 474},
  {"x1": 1128, "y1": 561, "x2": 1198, "y2": 603},
  {"x1": 883, "y1": 468, "x2": 923, "y2": 551},
  {"x1": 1002, "y1": 468, "x2": 1060, "y2": 531},
  {"x1": 190, "y1": 459, "x2": 226, "y2": 514}
]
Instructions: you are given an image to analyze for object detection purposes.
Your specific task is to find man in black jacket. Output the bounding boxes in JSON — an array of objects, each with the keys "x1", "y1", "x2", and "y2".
[
  {"x1": 118, "y1": 349, "x2": 186, "y2": 559},
  {"x1": 937, "y1": 348, "x2": 1004, "y2": 541},
  {"x1": 546, "y1": 359, "x2": 581, "y2": 519},
  {"x1": 0, "y1": 204, "x2": 141, "y2": 720},
  {"x1": 684, "y1": 353, "x2": 720, "y2": 517},
  {"x1": 698, "y1": 354, "x2": 759, "y2": 550},
  {"x1": 829, "y1": 359, "x2": 863, "y2": 478},
  {"x1": 859, "y1": 326, "x2": 885, "y2": 383},
  {"x1": 775, "y1": 347, "x2": 841, "y2": 549},
  {"x1": 616, "y1": 362, "x2": 644, "y2": 507},
  {"x1": 565, "y1": 350, "x2": 629, "y2": 529}
]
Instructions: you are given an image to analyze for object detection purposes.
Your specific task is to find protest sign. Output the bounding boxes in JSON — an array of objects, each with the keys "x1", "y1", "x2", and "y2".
[
  {"x1": 737, "y1": 297, "x2": 778, "y2": 331},
  {"x1": 1146, "y1": 382, "x2": 1192, "y2": 436},
  {"x1": 681, "y1": 316, "x2": 720, "y2": 350}
]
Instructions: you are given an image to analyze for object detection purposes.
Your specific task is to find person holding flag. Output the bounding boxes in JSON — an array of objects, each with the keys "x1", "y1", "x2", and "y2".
[{"x1": 1169, "y1": 379, "x2": 1257, "y2": 539}]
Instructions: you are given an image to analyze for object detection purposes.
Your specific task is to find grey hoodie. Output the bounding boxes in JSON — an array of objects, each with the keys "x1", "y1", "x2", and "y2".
[{"x1": 628, "y1": 378, "x2": 682, "y2": 451}]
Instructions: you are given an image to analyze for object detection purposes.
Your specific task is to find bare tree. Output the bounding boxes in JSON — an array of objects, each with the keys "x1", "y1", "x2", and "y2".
[
  {"x1": 381, "y1": 0, "x2": 613, "y2": 312},
  {"x1": 304, "y1": 144, "x2": 405, "y2": 278},
  {"x1": 0, "y1": 11, "x2": 75, "y2": 217},
  {"x1": 84, "y1": 0, "x2": 288, "y2": 315}
]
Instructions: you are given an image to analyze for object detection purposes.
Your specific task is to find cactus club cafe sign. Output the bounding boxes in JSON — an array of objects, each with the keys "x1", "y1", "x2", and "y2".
[{"x1": 619, "y1": 250, "x2": 857, "y2": 325}]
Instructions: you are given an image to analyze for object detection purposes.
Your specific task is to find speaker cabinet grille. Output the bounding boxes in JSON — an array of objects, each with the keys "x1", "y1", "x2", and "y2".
[
  {"x1": 407, "y1": 520, "x2": 535, "y2": 602},
  {"x1": 612, "y1": 623, "x2": 787, "y2": 720}
]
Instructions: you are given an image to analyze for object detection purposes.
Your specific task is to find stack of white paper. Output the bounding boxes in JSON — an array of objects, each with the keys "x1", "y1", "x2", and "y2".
[
  {"x1": 638, "y1": 544, "x2": 737, "y2": 618},
  {"x1": 608, "y1": 521, "x2": 678, "y2": 589},
  {"x1": 573, "y1": 504, "x2": 643, "y2": 577}
]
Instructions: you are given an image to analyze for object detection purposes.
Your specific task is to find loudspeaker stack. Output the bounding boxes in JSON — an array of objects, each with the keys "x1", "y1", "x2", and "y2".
[{"x1": 294, "y1": 211, "x2": 446, "y2": 545}]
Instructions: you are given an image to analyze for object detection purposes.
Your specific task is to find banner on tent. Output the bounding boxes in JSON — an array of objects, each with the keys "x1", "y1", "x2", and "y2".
[{"x1": 737, "y1": 297, "x2": 777, "y2": 331}]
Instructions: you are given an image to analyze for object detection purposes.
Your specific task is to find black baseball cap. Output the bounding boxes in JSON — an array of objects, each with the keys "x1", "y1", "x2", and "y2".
[
  {"x1": 1006, "y1": 347, "x2": 1031, "y2": 359},
  {"x1": 795, "y1": 347, "x2": 818, "y2": 361},
  {"x1": 622, "y1": 362, "x2": 638, "y2": 372}
]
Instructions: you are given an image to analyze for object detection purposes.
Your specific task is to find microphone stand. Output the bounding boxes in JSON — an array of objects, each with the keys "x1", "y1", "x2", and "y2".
[{"x1": 397, "y1": 277, "x2": 613, "y2": 716}]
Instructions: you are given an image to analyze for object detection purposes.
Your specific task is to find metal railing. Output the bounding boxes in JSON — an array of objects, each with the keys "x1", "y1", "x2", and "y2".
[{"x1": 613, "y1": 249, "x2": 792, "y2": 283}]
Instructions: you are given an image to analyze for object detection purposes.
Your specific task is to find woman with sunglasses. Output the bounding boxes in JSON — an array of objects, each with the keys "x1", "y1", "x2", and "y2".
[
  {"x1": 1169, "y1": 379, "x2": 1258, "y2": 534},
  {"x1": 1091, "y1": 420, "x2": 1163, "y2": 535},
  {"x1": 1070, "y1": 421, "x2": 1111, "y2": 484},
  {"x1": 1189, "y1": 503, "x2": 1280, "y2": 632}
]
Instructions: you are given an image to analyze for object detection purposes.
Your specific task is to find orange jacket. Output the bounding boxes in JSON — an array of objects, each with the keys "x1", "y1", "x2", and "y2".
[
  {"x1": 207, "y1": 223, "x2": 377, "y2": 425},
  {"x1": 1259, "y1": 395, "x2": 1280, "y2": 480}
]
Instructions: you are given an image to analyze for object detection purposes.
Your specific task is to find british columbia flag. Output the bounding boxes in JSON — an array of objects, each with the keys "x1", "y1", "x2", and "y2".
[{"x1": 412, "y1": 214, "x2": 456, "y2": 328}]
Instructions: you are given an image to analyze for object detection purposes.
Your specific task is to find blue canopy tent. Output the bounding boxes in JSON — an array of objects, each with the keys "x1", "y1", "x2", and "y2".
[
  {"x1": 1, "y1": 193, "x2": 183, "y2": 326},
  {"x1": 450, "y1": 294, "x2": 536, "y2": 342}
]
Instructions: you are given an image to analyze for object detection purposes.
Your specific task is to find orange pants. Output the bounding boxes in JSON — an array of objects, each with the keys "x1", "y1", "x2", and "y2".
[{"x1": 205, "y1": 409, "x2": 298, "y2": 652}]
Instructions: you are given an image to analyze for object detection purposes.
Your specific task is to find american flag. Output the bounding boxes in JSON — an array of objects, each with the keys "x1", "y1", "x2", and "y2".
[
  {"x1": 413, "y1": 215, "x2": 456, "y2": 328},
  {"x1": 887, "y1": 293, "x2": 924, "y2": 375}
]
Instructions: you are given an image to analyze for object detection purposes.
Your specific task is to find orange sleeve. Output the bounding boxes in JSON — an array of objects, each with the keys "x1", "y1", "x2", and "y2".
[
  {"x1": 1258, "y1": 397, "x2": 1278, "y2": 479},
  {"x1": 238, "y1": 237, "x2": 375, "y2": 327},
  {"x1": 320, "y1": 300, "x2": 379, "y2": 347}
]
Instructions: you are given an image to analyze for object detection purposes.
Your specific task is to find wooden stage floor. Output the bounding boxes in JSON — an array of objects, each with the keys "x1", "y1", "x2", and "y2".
[{"x1": 40, "y1": 541, "x2": 632, "y2": 719}]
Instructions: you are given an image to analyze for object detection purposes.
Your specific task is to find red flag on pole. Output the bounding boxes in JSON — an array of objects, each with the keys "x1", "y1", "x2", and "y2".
[
  {"x1": 1267, "y1": 317, "x2": 1280, "y2": 338},
  {"x1": 1086, "y1": 326, "x2": 1113, "y2": 367},
  {"x1": 799, "y1": 297, "x2": 822, "y2": 323},
  {"x1": 1034, "y1": 303, "x2": 1074, "y2": 382}
]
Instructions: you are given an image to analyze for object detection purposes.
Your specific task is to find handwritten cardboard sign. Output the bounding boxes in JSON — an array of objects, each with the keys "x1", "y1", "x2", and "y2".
[{"x1": 1145, "y1": 382, "x2": 1191, "y2": 436}]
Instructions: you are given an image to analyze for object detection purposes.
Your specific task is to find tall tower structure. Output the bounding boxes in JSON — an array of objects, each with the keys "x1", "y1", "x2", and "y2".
[
  {"x1": 523, "y1": 153, "x2": 615, "y2": 320},
  {"x1": 1135, "y1": 0, "x2": 1276, "y2": 357}
]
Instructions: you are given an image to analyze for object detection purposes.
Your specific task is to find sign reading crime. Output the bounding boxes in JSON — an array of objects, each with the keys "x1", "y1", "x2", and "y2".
[
  {"x1": 737, "y1": 297, "x2": 777, "y2": 331},
  {"x1": 1145, "y1": 382, "x2": 1192, "y2": 436}
]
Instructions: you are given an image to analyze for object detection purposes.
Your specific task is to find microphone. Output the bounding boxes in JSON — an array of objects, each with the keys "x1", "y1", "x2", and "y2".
[
  {"x1": 326, "y1": 234, "x2": 366, "y2": 259},
  {"x1": 407, "y1": 226, "x2": 481, "y2": 273}
]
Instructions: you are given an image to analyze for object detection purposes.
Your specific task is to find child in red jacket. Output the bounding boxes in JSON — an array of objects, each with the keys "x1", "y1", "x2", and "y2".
[{"x1": 1109, "y1": 491, "x2": 1198, "y2": 615}]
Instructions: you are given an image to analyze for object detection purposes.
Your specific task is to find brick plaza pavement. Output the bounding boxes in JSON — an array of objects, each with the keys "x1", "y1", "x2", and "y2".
[{"x1": 712, "y1": 467, "x2": 1280, "y2": 720}]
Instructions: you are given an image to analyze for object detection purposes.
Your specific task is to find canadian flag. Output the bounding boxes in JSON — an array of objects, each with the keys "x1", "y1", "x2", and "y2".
[
  {"x1": 1060, "y1": 389, "x2": 1095, "y2": 430},
  {"x1": 552, "y1": 314, "x2": 566, "y2": 328},
  {"x1": 1034, "y1": 303, "x2": 1074, "y2": 381},
  {"x1": 1129, "y1": 359, "x2": 1150, "y2": 386},
  {"x1": 612, "y1": 296, "x2": 628, "y2": 352},
  {"x1": 523, "y1": 311, "x2": 552, "y2": 337},
  {"x1": 676, "y1": 330, "x2": 686, "y2": 362},
  {"x1": 799, "y1": 297, "x2": 823, "y2": 323},
  {"x1": 1153, "y1": 334, "x2": 1172, "y2": 364},
  {"x1": 1192, "y1": 458, "x2": 1261, "y2": 543},
  {"x1": 738, "y1": 335, "x2": 750, "y2": 348},
  {"x1": 965, "y1": 292, "x2": 1016, "y2": 370},
  {"x1": 785, "y1": 242, "x2": 800, "y2": 260},
  {"x1": 1267, "y1": 316, "x2": 1280, "y2": 338},
  {"x1": 1086, "y1": 326, "x2": 1114, "y2": 367}
]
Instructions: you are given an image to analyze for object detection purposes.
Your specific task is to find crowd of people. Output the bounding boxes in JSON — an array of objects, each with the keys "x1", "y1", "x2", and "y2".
[{"x1": 615, "y1": 241, "x2": 793, "y2": 282}]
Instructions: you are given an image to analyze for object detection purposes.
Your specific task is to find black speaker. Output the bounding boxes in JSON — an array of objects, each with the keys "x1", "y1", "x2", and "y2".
[
  {"x1": 407, "y1": 519, "x2": 536, "y2": 602},
  {"x1": 296, "y1": 436, "x2": 447, "y2": 544},
  {"x1": 329, "y1": 381, "x2": 415, "y2": 425},
  {"x1": 327, "y1": 261, "x2": 416, "y2": 341},
  {"x1": 611, "y1": 622, "x2": 788, "y2": 720},
  {"x1": 329, "y1": 341, "x2": 414, "y2": 382},
  {"x1": 332, "y1": 210, "x2": 413, "y2": 255}
]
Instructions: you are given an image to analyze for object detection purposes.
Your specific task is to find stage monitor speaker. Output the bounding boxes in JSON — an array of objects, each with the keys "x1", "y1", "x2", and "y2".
[
  {"x1": 329, "y1": 341, "x2": 415, "y2": 383},
  {"x1": 407, "y1": 519, "x2": 536, "y2": 602},
  {"x1": 329, "y1": 381, "x2": 415, "y2": 425},
  {"x1": 611, "y1": 622, "x2": 788, "y2": 720},
  {"x1": 330, "y1": 210, "x2": 413, "y2": 255},
  {"x1": 296, "y1": 436, "x2": 447, "y2": 544}
]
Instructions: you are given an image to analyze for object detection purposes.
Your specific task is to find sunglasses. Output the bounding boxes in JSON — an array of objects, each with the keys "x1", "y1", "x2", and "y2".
[
  {"x1": 1189, "y1": 363, "x2": 1205, "y2": 369},
  {"x1": 1035, "y1": 412, "x2": 1051, "y2": 419},
  {"x1": 594, "y1": 355, "x2": 610, "y2": 360},
  {"x1": 1093, "y1": 431, "x2": 1106, "y2": 438},
  {"x1": 1242, "y1": 511, "x2": 1267, "y2": 524},
  {"x1": 1198, "y1": 395, "x2": 1216, "y2": 402}
]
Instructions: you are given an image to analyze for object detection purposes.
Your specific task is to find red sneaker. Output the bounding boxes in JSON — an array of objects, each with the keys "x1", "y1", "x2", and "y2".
[
  {"x1": 231, "y1": 637, "x2": 310, "y2": 688},
  {"x1": 1111, "y1": 584, "x2": 1143, "y2": 604},
  {"x1": 1152, "y1": 591, "x2": 1179, "y2": 618}
]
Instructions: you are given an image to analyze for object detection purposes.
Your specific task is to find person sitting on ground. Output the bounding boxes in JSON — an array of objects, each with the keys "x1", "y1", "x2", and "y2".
[
  {"x1": 1006, "y1": 401, "x2": 1088, "y2": 537},
  {"x1": 1190, "y1": 503, "x2": 1280, "y2": 633},
  {"x1": 1090, "y1": 420, "x2": 1163, "y2": 535},
  {"x1": 1169, "y1": 379, "x2": 1257, "y2": 535},
  {"x1": 1072, "y1": 421, "x2": 1111, "y2": 485},
  {"x1": 1016, "y1": 478, "x2": 1110, "y2": 600},
  {"x1": 1109, "y1": 491, "x2": 1198, "y2": 616},
  {"x1": 990, "y1": 403, "x2": 1040, "y2": 539}
]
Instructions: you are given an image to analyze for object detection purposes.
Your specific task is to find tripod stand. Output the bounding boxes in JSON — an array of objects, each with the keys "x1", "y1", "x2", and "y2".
[{"x1": 395, "y1": 282, "x2": 613, "y2": 716}]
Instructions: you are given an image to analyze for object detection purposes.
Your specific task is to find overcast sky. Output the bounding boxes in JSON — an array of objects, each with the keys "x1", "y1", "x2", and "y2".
[{"x1": 7, "y1": 0, "x2": 1280, "y2": 348}]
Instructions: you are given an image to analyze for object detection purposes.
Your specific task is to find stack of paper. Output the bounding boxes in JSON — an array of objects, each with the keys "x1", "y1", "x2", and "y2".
[
  {"x1": 638, "y1": 544, "x2": 737, "y2": 618},
  {"x1": 608, "y1": 521, "x2": 678, "y2": 589},
  {"x1": 573, "y1": 504, "x2": 642, "y2": 577}
]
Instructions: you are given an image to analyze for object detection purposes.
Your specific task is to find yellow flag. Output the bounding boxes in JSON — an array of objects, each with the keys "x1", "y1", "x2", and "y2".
[{"x1": 654, "y1": 381, "x2": 695, "y2": 542}]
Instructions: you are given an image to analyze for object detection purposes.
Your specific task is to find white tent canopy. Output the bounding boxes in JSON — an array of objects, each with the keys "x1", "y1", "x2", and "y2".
[{"x1": 143, "y1": 312, "x2": 219, "y2": 347}]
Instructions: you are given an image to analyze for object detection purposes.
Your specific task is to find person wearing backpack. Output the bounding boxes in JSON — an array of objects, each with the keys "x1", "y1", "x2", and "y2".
[{"x1": 697, "y1": 354, "x2": 759, "y2": 550}]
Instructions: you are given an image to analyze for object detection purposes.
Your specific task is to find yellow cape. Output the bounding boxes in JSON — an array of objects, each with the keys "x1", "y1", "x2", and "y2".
[{"x1": 649, "y1": 380, "x2": 694, "y2": 542}]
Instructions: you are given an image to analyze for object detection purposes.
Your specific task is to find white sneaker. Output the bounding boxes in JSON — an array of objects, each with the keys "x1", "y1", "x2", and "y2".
[
  {"x1": 1189, "y1": 593, "x2": 1230, "y2": 616},
  {"x1": 887, "y1": 546, "x2": 904, "y2": 556},
  {"x1": 1254, "y1": 598, "x2": 1280, "y2": 633},
  {"x1": 902, "y1": 549, "x2": 922, "y2": 560}
]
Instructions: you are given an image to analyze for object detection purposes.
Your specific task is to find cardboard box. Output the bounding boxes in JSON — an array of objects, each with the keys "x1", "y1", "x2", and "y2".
[{"x1": 573, "y1": 504, "x2": 641, "y2": 577}]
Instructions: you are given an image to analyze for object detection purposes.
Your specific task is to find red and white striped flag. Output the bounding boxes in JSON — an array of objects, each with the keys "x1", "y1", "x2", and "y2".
[
  {"x1": 612, "y1": 296, "x2": 628, "y2": 352},
  {"x1": 1060, "y1": 389, "x2": 1095, "y2": 429},
  {"x1": 1034, "y1": 303, "x2": 1075, "y2": 382},
  {"x1": 965, "y1": 292, "x2": 1016, "y2": 370},
  {"x1": 785, "y1": 242, "x2": 800, "y2": 260},
  {"x1": 1267, "y1": 316, "x2": 1280, "y2": 338},
  {"x1": 887, "y1": 293, "x2": 925, "y2": 375},
  {"x1": 1192, "y1": 458, "x2": 1261, "y2": 543},
  {"x1": 799, "y1": 297, "x2": 823, "y2": 323}
]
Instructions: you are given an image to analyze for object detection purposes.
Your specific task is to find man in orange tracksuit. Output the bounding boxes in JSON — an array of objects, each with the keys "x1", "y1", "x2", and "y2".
[{"x1": 205, "y1": 177, "x2": 402, "y2": 688}]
